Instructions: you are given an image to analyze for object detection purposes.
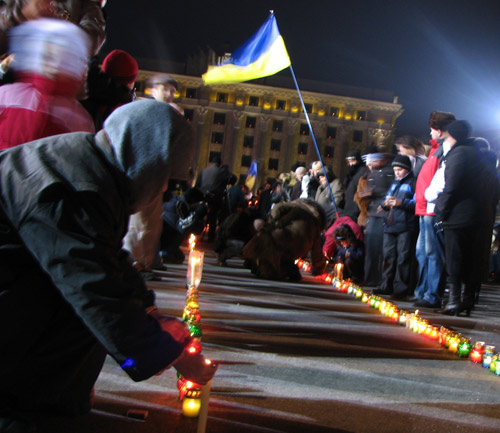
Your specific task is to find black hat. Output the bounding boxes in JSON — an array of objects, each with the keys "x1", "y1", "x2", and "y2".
[
  {"x1": 444, "y1": 120, "x2": 471, "y2": 142},
  {"x1": 346, "y1": 149, "x2": 361, "y2": 161},
  {"x1": 392, "y1": 155, "x2": 412, "y2": 171}
]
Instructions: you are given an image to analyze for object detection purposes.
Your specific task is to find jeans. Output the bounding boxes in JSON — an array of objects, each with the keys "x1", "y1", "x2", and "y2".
[{"x1": 414, "y1": 215, "x2": 445, "y2": 304}]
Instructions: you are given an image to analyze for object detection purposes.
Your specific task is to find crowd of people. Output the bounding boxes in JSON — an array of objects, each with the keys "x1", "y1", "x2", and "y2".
[
  {"x1": 203, "y1": 111, "x2": 500, "y2": 324},
  {"x1": 0, "y1": 2, "x2": 499, "y2": 431}
]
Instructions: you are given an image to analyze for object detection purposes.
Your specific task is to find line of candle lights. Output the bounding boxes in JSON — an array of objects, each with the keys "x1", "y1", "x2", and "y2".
[
  {"x1": 178, "y1": 235, "x2": 213, "y2": 417},
  {"x1": 294, "y1": 259, "x2": 500, "y2": 377}
]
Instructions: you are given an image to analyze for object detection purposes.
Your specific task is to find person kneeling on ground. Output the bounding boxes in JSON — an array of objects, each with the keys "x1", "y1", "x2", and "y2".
[
  {"x1": 332, "y1": 224, "x2": 365, "y2": 284},
  {"x1": 0, "y1": 100, "x2": 216, "y2": 431},
  {"x1": 242, "y1": 199, "x2": 326, "y2": 281}
]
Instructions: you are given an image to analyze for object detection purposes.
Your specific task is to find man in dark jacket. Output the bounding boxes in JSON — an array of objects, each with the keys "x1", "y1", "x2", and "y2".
[
  {"x1": 435, "y1": 121, "x2": 490, "y2": 316},
  {"x1": 341, "y1": 149, "x2": 368, "y2": 221},
  {"x1": 357, "y1": 153, "x2": 394, "y2": 286},
  {"x1": 0, "y1": 100, "x2": 216, "y2": 430}
]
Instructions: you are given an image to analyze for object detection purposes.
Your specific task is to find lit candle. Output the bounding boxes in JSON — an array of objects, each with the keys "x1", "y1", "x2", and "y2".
[
  {"x1": 470, "y1": 342, "x2": 485, "y2": 363},
  {"x1": 182, "y1": 397, "x2": 201, "y2": 417},
  {"x1": 428, "y1": 326, "x2": 439, "y2": 341},
  {"x1": 483, "y1": 346, "x2": 496, "y2": 368},
  {"x1": 334, "y1": 262, "x2": 344, "y2": 280},
  {"x1": 398, "y1": 310, "x2": 407, "y2": 326},
  {"x1": 362, "y1": 293, "x2": 369, "y2": 303},
  {"x1": 187, "y1": 250, "x2": 204, "y2": 288},
  {"x1": 457, "y1": 338, "x2": 471, "y2": 357},
  {"x1": 489, "y1": 355, "x2": 498, "y2": 373},
  {"x1": 448, "y1": 334, "x2": 460, "y2": 353}
]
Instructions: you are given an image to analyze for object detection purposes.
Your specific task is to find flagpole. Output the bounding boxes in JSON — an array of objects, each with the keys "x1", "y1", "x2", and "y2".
[{"x1": 288, "y1": 65, "x2": 340, "y2": 219}]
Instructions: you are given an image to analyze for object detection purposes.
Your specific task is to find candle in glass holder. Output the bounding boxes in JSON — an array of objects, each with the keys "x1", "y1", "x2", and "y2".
[
  {"x1": 457, "y1": 338, "x2": 472, "y2": 357},
  {"x1": 187, "y1": 250, "x2": 204, "y2": 288},
  {"x1": 483, "y1": 345, "x2": 496, "y2": 368},
  {"x1": 362, "y1": 293, "x2": 369, "y2": 303},
  {"x1": 489, "y1": 355, "x2": 498, "y2": 373},
  {"x1": 470, "y1": 342, "x2": 485, "y2": 363},
  {"x1": 398, "y1": 310, "x2": 407, "y2": 326},
  {"x1": 334, "y1": 262, "x2": 344, "y2": 281},
  {"x1": 449, "y1": 334, "x2": 462, "y2": 353}
]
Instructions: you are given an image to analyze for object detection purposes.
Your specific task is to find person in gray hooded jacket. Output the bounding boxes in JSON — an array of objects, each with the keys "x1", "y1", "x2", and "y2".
[{"x1": 0, "y1": 99, "x2": 216, "y2": 430}]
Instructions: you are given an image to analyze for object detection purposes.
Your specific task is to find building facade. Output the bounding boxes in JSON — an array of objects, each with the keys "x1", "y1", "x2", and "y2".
[{"x1": 135, "y1": 70, "x2": 404, "y2": 189}]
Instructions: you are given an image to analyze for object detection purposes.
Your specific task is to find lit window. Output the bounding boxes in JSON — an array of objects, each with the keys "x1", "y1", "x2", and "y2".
[
  {"x1": 213, "y1": 112, "x2": 225, "y2": 125},
  {"x1": 298, "y1": 142, "x2": 308, "y2": 155},
  {"x1": 326, "y1": 127, "x2": 337, "y2": 139},
  {"x1": 324, "y1": 146, "x2": 334, "y2": 158},
  {"x1": 246, "y1": 116, "x2": 256, "y2": 128},
  {"x1": 186, "y1": 88, "x2": 197, "y2": 99},
  {"x1": 243, "y1": 136, "x2": 254, "y2": 148},
  {"x1": 268, "y1": 158, "x2": 279, "y2": 170},
  {"x1": 270, "y1": 139, "x2": 281, "y2": 151},
  {"x1": 216, "y1": 92, "x2": 228, "y2": 103},
  {"x1": 330, "y1": 107, "x2": 339, "y2": 117},
  {"x1": 241, "y1": 155, "x2": 251, "y2": 167},
  {"x1": 356, "y1": 110, "x2": 366, "y2": 121},
  {"x1": 276, "y1": 99, "x2": 286, "y2": 110},
  {"x1": 211, "y1": 132, "x2": 224, "y2": 144},
  {"x1": 249, "y1": 96, "x2": 259, "y2": 106}
]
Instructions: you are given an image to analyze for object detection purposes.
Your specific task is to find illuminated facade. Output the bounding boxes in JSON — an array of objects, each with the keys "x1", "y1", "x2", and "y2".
[{"x1": 135, "y1": 69, "x2": 403, "y2": 187}]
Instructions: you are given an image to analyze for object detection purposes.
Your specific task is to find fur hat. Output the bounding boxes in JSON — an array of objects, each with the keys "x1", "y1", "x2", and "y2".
[
  {"x1": 392, "y1": 154, "x2": 412, "y2": 171},
  {"x1": 445, "y1": 120, "x2": 471, "y2": 142},
  {"x1": 102, "y1": 49, "x2": 138, "y2": 86}
]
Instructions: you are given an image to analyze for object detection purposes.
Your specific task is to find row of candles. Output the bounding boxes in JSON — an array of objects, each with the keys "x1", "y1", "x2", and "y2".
[
  {"x1": 294, "y1": 259, "x2": 500, "y2": 376},
  {"x1": 178, "y1": 234, "x2": 209, "y2": 418}
]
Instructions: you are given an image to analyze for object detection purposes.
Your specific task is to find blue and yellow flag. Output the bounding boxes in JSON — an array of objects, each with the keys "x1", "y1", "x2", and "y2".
[
  {"x1": 202, "y1": 13, "x2": 291, "y2": 85},
  {"x1": 245, "y1": 160, "x2": 258, "y2": 190}
]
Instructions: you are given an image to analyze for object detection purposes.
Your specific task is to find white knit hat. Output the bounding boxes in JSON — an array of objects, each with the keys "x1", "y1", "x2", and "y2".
[{"x1": 9, "y1": 18, "x2": 90, "y2": 79}]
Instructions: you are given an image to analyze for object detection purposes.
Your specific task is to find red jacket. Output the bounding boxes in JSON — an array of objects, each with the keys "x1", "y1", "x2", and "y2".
[
  {"x1": 0, "y1": 73, "x2": 94, "y2": 150},
  {"x1": 415, "y1": 139, "x2": 440, "y2": 216},
  {"x1": 323, "y1": 216, "x2": 364, "y2": 258}
]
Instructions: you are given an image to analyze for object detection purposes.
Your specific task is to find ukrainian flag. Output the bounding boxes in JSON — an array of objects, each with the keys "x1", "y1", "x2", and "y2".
[
  {"x1": 245, "y1": 160, "x2": 258, "y2": 191},
  {"x1": 202, "y1": 13, "x2": 291, "y2": 85}
]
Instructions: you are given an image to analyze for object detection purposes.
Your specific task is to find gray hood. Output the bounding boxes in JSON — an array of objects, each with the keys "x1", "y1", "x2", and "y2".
[{"x1": 103, "y1": 99, "x2": 189, "y2": 212}]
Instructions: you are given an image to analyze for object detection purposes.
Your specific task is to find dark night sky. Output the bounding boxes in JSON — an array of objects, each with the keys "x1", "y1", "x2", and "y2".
[{"x1": 103, "y1": 0, "x2": 500, "y2": 147}]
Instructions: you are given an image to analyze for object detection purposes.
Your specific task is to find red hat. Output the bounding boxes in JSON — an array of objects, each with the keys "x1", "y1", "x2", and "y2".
[{"x1": 101, "y1": 49, "x2": 138, "y2": 85}]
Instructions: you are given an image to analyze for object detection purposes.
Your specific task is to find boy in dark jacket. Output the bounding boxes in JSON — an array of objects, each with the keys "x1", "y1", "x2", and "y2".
[{"x1": 373, "y1": 155, "x2": 416, "y2": 299}]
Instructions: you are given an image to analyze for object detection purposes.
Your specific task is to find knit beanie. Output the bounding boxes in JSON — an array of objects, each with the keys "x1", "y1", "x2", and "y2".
[
  {"x1": 101, "y1": 49, "x2": 138, "y2": 86},
  {"x1": 346, "y1": 149, "x2": 361, "y2": 161},
  {"x1": 103, "y1": 99, "x2": 189, "y2": 212},
  {"x1": 392, "y1": 154, "x2": 412, "y2": 171},
  {"x1": 9, "y1": 18, "x2": 90, "y2": 79},
  {"x1": 444, "y1": 120, "x2": 471, "y2": 143}
]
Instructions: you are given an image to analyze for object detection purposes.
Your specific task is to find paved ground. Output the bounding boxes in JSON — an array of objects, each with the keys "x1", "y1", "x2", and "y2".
[{"x1": 39, "y1": 243, "x2": 500, "y2": 433}]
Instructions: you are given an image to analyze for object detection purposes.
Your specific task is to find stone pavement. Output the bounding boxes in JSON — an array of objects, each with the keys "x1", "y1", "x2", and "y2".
[{"x1": 39, "y1": 244, "x2": 500, "y2": 433}]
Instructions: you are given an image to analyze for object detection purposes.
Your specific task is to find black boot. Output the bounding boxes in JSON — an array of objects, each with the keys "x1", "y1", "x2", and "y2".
[
  {"x1": 459, "y1": 285, "x2": 476, "y2": 317},
  {"x1": 438, "y1": 283, "x2": 461, "y2": 316}
]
